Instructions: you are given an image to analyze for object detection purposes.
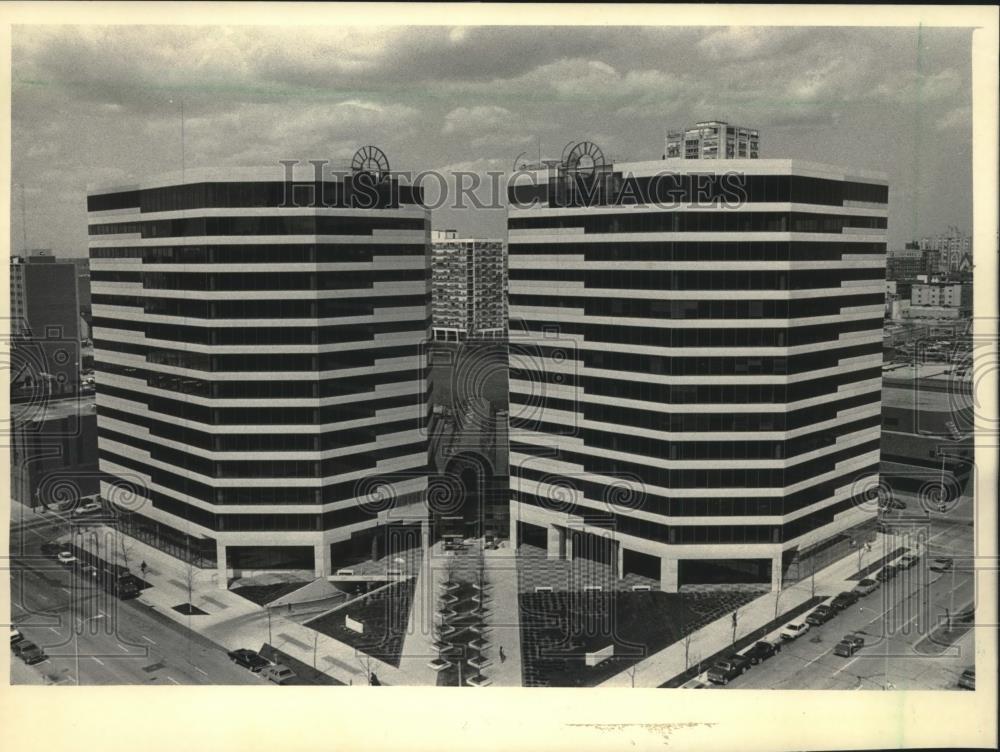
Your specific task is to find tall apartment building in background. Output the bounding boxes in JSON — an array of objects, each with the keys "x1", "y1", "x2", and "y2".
[
  {"x1": 507, "y1": 157, "x2": 887, "y2": 591},
  {"x1": 665, "y1": 121, "x2": 760, "y2": 160},
  {"x1": 87, "y1": 165, "x2": 431, "y2": 581},
  {"x1": 8, "y1": 251, "x2": 81, "y2": 396},
  {"x1": 430, "y1": 229, "x2": 507, "y2": 341},
  {"x1": 919, "y1": 228, "x2": 972, "y2": 274}
]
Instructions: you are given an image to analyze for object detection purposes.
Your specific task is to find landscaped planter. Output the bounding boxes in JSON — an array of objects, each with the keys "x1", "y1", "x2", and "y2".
[
  {"x1": 438, "y1": 594, "x2": 459, "y2": 606},
  {"x1": 468, "y1": 655, "x2": 491, "y2": 670},
  {"x1": 427, "y1": 658, "x2": 453, "y2": 672},
  {"x1": 468, "y1": 638, "x2": 489, "y2": 651},
  {"x1": 466, "y1": 674, "x2": 492, "y2": 687}
]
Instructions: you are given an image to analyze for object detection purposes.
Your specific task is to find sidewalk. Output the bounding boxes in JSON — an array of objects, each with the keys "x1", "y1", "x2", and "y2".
[
  {"x1": 481, "y1": 545, "x2": 523, "y2": 686},
  {"x1": 598, "y1": 531, "x2": 903, "y2": 687}
]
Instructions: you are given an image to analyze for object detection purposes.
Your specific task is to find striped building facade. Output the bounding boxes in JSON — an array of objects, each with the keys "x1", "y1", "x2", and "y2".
[
  {"x1": 87, "y1": 166, "x2": 431, "y2": 583},
  {"x1": 507, "y1": 159, "x2": 887, "y2": 592}
]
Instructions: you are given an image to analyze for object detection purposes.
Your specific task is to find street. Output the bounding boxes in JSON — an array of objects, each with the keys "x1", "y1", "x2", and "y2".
[
  {"x1": 8, "y1": 511, "x2": 262, "y2": 686},
  {"x1": 704, "y1": 494, "x2": 976, "y2": 690}
]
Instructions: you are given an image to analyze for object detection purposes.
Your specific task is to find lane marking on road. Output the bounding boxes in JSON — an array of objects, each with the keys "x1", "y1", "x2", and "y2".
[
  {"x1": 48, "y1": 627, "x2": 60, "y2": 634},
  {"x1": 167, "y1": 676, "x2": 180, "y2": 685},
  {"x1": 92, "y1": 657, "x2": 105, "y2": 666},
  {"x1": 61, "y1": 588, "x2": 71, "y2": 594},
  {"x1": 195, "y1": 666, "x2": 208, "y2": 676},
  {"x1": 831, "y1": 655, "x2": 862, "y2": 677},
  {"x1": 117, "y1": 643, "x2": 129, "y2": 652},
  {"x1": 141, "y1": 635, "x2": 156, "y2": 644},
  {"x1": 66, "y1": 674, "x2": 76, "y2": 684}
]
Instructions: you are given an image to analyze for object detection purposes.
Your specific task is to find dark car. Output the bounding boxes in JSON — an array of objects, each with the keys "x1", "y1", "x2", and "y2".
[
  {"x1": 930, "y1": 558, "x2": 953, "y2": 572},
  {"x1": 830, "y1": 591, "x2": 860, "y2": 611},
  {"x1": 706, "y1": 654, "x2": 752, "y2": 685},
  {"x1": 958, "y1": 667, "x2": 975, "y2": 690},
  {"x1": 877, "y1": 564, "x2": 897, "y2": 582},
  {"x1": 40, "y1": 542, "x2": 63, "y2": 557},
  {"x1": 834, "y1": 633, "x2": 865, "y2": 657},
  {"x1": 227, "y1": 648, "x2": 270, "y2": 672},
  {"x1": 805, "y1": 605, "x2": 836, "y2": 626},
  {"x1": 16, "y1": 641, "x2": 47, "y2": 665},
  {"x1": 743, "y1": 640, "x2": 781, "y2": 665}
]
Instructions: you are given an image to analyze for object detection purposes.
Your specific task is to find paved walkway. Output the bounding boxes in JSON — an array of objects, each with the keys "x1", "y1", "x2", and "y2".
[
  {"x1": 397, "y1": 541, "x2": 446, "y2": 685},
  {"x1": 481, "y1": 543, "x2": 523, "y2": 686},
  {"x1": 598, "y1": 530, "x2": 903, "y2": 687}
]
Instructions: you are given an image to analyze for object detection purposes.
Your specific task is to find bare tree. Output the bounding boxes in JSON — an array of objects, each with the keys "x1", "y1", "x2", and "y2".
[
  {"x1": 773, "y1": 586, "x2": 783, "y2": 621},
  {"x1": 683, "y1": 631, "x2": 694, "y2": 671},
  {"x1": 117, "y1": 531, "x2": 136, "y2": 574}
]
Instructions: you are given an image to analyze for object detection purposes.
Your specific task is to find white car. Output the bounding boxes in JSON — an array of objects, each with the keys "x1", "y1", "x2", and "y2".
[
  {"x1": 73, "y1": 501, "x2": 103, "y2": 516},
  {"x1": 56, "y1": 551, "x2": 77, "y2": 567},
  {"x1": 780, "y1": 621, "x2": 811, "y2": 641},
  {"x1": 853, "y1": 578, "x2": 879, "y2": 596}
]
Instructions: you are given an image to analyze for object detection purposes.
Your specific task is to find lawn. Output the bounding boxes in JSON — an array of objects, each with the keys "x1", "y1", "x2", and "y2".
[
  {"x1": 304, "y1": 580, "x2": 415, "y2": 668},
  {"x1": 519, "y1": 589, "x2": 763, "y2": 687}
]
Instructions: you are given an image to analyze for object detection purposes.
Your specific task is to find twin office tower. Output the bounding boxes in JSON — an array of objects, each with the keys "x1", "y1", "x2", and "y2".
[{"x1": 87, "y1": 153, "x2": 887, "y2": 592}]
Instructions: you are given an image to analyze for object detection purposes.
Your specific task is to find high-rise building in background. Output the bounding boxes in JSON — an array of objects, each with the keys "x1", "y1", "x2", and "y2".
[
  {"x1": 8, "y1": 251, "x2": 82, "y2": 396},
  {"x1": 430, "y1": 229, "x2": 507, "y2": 341},
  {"x1": 919, "y1": 228, "x2": 972, "y2": 274},
  {"x1": 87, "y1": 164, "x2": 431, "y2": 580},
  {"x1": 507, "y1": 156, "x2": 887, "y2": 592},
  {"x1": 665, "y1": 121, "x2": 760, "y2": 160}
]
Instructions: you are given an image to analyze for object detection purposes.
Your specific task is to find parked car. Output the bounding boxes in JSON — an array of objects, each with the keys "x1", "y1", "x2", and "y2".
[
  {"x1": 958, "y1": 667, "x2": 975, "y2": 690},
  {"x1": 260, "y1": 664, "x2": 296, "y2": 685},
  {"x1": 706, "y1": 654, "x2": 752, "y2": 685},
  {"x1": 898, "y1": 553, "x2": 919, "y2": 569},
  {"x1": 834, "y1": 633, "x2": 865, "y2": 657},
  {"x1": 40, "y1": 542, "x2": 63, "y2": 557},
  {"x1": 72, "y1": 501, "x2": 103, "y2": 517},
  {"x1": 780, "y1": 621, "x2": 811, "y2": 641},
  {"x1": 10, "y1": 627, "x2": 24, "y2": 647},
  {"x1": 15, "y1": 641, "x2": 47, "y2": 665},
  {"x1": 743, "y1": 639, "x2": 781, "y2": 665},
  {"x1": 56, "y1": 551, "x2": 77, "y2": 567},
  {"x1": 853, "y1": 578, "x2": 879, "y2": 596},
  {"x1": 805, "y1": 605, "x2": 836, "y2": 626},
  {"x1": 930, "y1": 558, "x2": 953, "y2": 572},
  {"x1": 877, "y1": 564, "x2": 897, "y2": 582},
  {"x1": 227, "y1": 648, "x2": 271, "y2": 672},
  {"x1": 830, "y1": 591, "x2": 860, "y2": 611},
  {"x1": 80, "y1": 564, "x2": 100, "y2": 579}
]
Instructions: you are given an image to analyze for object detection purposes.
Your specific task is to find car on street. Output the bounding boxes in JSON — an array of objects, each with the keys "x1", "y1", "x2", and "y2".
[
  {"x1": 780, "y1": 621, "x2": 811, "y2": 641},
  {"x1": 958, "y1": 668, "x2": 975, "y2": 690},
  {"x1": 56, "y1": 551, "x2": 78, "y2": 567},
  {"x1": 40, "y1": 542, "x2": 63, "y2": 557},
  {"x1": 260, "y1": 664, "x2": 296, "y2": 685},
  {"x1": 898, "y1": 553, "x2": 920, "y2": 569},
  {"x1": 876, "y1": 564, "x2": 897, "y2": 582},
  {"x1": 743, "y1": 640, "x2": 782, "y2": 665},
  {"x1": 852, "y1": 578, "x2": 879, "y2": 596},
  {"x1": 72, "y1": 501, "x2": 103, "y2": 517},
  {"x1": 706, "y1": 654, "x2": 752, "y2": 685},
  {"x1": 833, "y1": 633, "x2": 865, "y2": 657},
  {"x1": 830, "y1": 591, "x2": 860, "y2": 611},
  {"x1": 227, "y1": 648, "x2": 271, "y2": 672},
  {"x1": 11, "y1": 627, "x2": 24, "y2": 646},
  {"x1": 930, "y1": 558, "x2": 953, "y2": 572},
  {"x1": 805, "y1": 605, "x2": 836, "y2": 626},
  {"x1": 15, "y1": 640, "x2": 47, "y2": 665}
]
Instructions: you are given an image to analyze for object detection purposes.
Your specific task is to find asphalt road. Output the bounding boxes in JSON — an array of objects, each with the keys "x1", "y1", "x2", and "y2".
[
  {"x1": 705, "y1": 497, "x2": 977, "y2": 691},
  {"x1": 8, "y1": 513, "x2": 262, "y2": 686}
]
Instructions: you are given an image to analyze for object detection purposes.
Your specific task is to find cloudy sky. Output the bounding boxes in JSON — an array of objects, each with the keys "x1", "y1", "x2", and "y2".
[{"x1": 10, "y1": 24, "x2": 973, "y2": 254}]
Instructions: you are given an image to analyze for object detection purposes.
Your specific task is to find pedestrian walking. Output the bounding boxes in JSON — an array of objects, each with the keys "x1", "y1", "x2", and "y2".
[
  {"x1": 499, "y1": 646, "x2": 506, "y2": 663},
  {"x1": 369, "y1": 672, "x2": 381, "y2": 686}
]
